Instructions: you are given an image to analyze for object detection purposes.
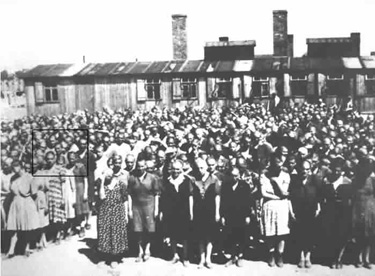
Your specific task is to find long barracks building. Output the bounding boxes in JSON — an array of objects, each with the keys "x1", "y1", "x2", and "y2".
[{"x1": 22, "y1": 10, "x2": 375, "y2": 116}]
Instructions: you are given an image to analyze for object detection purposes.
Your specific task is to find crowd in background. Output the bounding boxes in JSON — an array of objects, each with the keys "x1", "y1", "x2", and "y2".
[{"x1": 1, "y1": 100, "x2": 375, "y2": 270}]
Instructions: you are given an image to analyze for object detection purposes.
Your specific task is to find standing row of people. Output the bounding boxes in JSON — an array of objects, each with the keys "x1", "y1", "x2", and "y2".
[
  {"x1": 1, "y1": 150, "x2": 93, "y2": 258},
  {"x1": 1, "y1": 101, "x2": 375, "y2": 270}
]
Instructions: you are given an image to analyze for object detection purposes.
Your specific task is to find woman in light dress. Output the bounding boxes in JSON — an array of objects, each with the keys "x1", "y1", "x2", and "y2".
[
  {"x1": 31, "y1": 159, "x2": 49, "y2": 250},
  {"x1": 260, "y1": 154, "x2": 292, "y2": 268},
  {"x1": 61, "y1": 164, "x2": 76, "y2": 238},
  {"x1": 6, "y1": 161, "x2": 39, "y2": 258}
]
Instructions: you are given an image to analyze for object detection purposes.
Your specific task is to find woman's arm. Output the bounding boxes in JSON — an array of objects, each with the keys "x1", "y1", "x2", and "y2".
[
  {"x1": 152, "y1": 177, "x2": 160, "y2": 218},
  {"x1": 315, "y1": 202, "x2": 321, "y2": 217},
  {"x1": 215, "y1": 195, "x2": 220, "y2": 222},
  {"x1": 83, "y1": 177, "x2": 88, "y2": 201},
  {"x1": 124, "y1": 200, "x2": 129, "y2": 223},
  {"x1": 154, "y1": 194, "x2": 160, "y2": 218},
  {"x1": 59, "y1": 174, "x2": 66, "y2": 204},
  {"x1": 189, "y1": 195, "x2": 194, "y2": 221},
  {"x1": 128, "y1": 195, "x2": 133, "y2": 219},
  {"x1": 288, "y1": 199, "x2": 296, "y2": 220},
  {"x1": 98, "y1": 178, "x2": 105, "y2": 200}
]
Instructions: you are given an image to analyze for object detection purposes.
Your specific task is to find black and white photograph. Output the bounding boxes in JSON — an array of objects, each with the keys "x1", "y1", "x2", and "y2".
[{"x1": 1, "y1": 0, "x2": 375, "y2": 275}]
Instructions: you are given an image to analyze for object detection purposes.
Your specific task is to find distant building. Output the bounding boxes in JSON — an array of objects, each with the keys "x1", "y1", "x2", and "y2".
[
  {"x1": 307, "y1": 33, "x2": 361, "y2": 58},
  {"x1": 22, "y1": 11, "x2": 375, "y2": 116},
  {"x1": 204, "y1": 37, "x2": 256, "y2": 61}
]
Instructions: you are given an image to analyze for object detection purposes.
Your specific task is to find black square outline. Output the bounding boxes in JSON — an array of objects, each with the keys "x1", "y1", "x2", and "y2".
[{"x1": 31, "y1": 128, "x2": 89, "y2": 177}]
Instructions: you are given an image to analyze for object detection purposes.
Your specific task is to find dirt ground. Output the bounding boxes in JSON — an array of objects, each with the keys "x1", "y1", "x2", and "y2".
[{"x1": 1, "y1": 215, "x2": 374, "y2": 276}]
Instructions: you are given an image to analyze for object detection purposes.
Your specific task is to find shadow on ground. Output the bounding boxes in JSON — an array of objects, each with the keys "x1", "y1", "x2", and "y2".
[{"x1": 78, "y1": 238, "x2": 101, "y2": 264}]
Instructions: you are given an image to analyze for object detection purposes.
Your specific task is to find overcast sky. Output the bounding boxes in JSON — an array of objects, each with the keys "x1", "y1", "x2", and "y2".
[{"x1": 1, "y1": 0, "x2": 374, "y2": 71}]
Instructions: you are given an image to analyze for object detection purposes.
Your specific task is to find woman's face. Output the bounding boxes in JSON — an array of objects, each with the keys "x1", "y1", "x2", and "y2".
[
  {"x1": 171, "y1": 163, "x2": 183, "y2": 179},
  {"x1": 24, "y1": 163, "x2": 32, "y2": 173},
  {"x1": 68, "y1": 153, "x2": 77, "y2": 165},
  {"x1": 215, "y1": 136, "x2": 222, "y2": 145},
  {"x1": 274, "y1": 158, "x2": 283, "y2": 169},
  {"x1": 197, "y1": 162, "x2": 208, "y2": 176},
  {"x1": 55, "y1": 144, "x2": 63, "y2": 155},
  {"x1": 332, "y1": 166, "x2": 343, "y2": 177},
  {"x1": 113, "y1": 158, "x2": 122, "y2": 170},
  {"x1": 12, "y1": 164, "x2": 21, "y2": 174},
  {"x1": 288, "y1": 158, "x2": 296, "y2": 169},
  {"x1": 244, "y1": 136, "x2": 251, "y2": 145}
]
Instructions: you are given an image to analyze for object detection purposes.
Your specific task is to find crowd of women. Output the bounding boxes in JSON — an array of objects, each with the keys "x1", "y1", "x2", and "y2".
[{"x1": 1, "y1": 101, "x2": 375, "y2": 270}]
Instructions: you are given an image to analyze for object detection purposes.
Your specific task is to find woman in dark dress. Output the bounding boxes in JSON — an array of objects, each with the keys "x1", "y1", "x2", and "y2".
[
  {"x1": 352, "y1": 156, "x2": 375, "y2": 269},
  {"x1": 289, "y1": 160, "x2": 322, "y2": 269},
  {"x1": 193, "y1": 158, "x2": 221, "y2": 269},
  {"x1": 97, "y1": 155, "x2": 129, "y2": 269},
  {"x1": 321, "y1": 158, "x2": 353, "y2": 269},
  {"x1": 160, "y1": 159, "x2": 194, "y2": 267},
  {"x1": 128, "y1": 158, "x2": 160, "y2": 262},
  {"x1": 220, "y1": 167, "x2": 252, "y2": 267}
]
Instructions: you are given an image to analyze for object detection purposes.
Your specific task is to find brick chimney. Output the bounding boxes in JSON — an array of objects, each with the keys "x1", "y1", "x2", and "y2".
[
  {"x1": 350, "y1": 32, "x2": 361, "y2": 56},
  {"x1": 273, "y1": 10, "x2": 288, "y2": 56},
  {"x1": 172, "y1": 14, "x2": 188, "y2": 60}
]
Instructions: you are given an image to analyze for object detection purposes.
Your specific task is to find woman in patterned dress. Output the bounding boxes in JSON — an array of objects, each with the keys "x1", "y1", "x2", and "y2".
[
  {"x1": 6, "y1": 160, "x2": 39, "y2": 258},
  {"x1": 44, "y1": 151, "x2": 66, "y2": 244},
  {"x1": 61, "y1": 163, "x2": 76, "y2": 238},
  {"x1": 97, "y1": 155, "x2": 129, "y2": 269},
  {"x1": 193, "y1": 158, "x2": 221, "y2": 269},
  {"x1": 260, "y1": 153, "x2": 291, "y2": 268}
]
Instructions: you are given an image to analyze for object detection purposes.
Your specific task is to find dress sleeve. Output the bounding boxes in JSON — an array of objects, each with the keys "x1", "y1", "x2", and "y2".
[
  {"x1": 245, "y1": 183, "x2": 253, "y2": 216},
  {"x1": 30, "y1": 176, "x2": 41, "y2": 195},
  {"x1": 127, "y1": 177, "x2": 134, "y2": 197},
  {"x1": 120, "y1": 181, "x2": 128, "y2": 202},
  {"x1": 188, "y1": 177, "x2": 195, "y2": 196},
  {"x1": 152, "y1": 175, "x2": 161, "y2": 196},
  {"x1": 260, "y1": 173, "x2": 272, "y2": 193},
  {"x1": 214, "y1": 176, "x2": 221, "y2": 196},
  {"x1": 80, "y1": 164, "x2": 87, "y2": 177},
  {"x1": 283, "y1": 172, "x2": 291, "y2": 191}
]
